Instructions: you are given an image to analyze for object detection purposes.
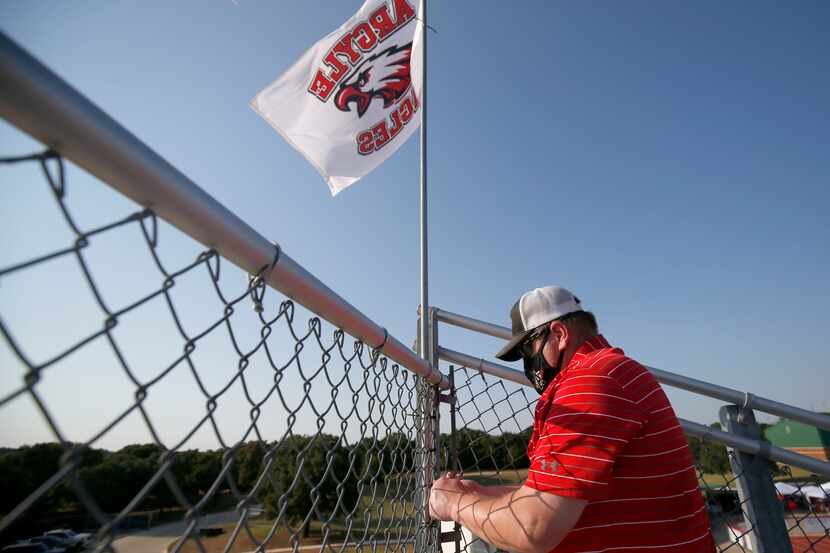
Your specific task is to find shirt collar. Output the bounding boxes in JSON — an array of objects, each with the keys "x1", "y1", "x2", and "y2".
[
  {"x1": 539, "y1": 334, "x2": 614, "y2": 399},
  {"x1": 569, "y1": 334, "x2": 612, "y2": 367}
]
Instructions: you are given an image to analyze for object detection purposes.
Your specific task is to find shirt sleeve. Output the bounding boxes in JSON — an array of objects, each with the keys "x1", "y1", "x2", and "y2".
[{"x1": 524, "y1": 370, "x2": 646, "y2": 501}]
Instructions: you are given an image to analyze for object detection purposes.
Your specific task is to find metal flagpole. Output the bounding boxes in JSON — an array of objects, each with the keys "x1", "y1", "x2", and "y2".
[
  {"x1": 415, "y1": 0, "x2": 435, "y2": 545},
  {"x1": 418, "y1": 0, "x2": 429, "y2": 363}
]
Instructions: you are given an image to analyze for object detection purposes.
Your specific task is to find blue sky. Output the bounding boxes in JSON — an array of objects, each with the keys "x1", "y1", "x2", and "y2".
[{"x1": 1, "y1": 1, "x2": 828, "y2": 450}]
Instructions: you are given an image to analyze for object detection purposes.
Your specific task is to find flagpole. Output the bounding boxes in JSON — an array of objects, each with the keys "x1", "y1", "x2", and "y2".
[
  {"x1": 416, "y1": 3, "x2": 433, "y2": 534},
  {"x1": 418, "y1": 0, "x2": 429, "y2": 364}
]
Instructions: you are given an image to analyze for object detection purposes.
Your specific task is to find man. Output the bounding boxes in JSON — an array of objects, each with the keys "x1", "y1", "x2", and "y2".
[{"x1": 429, "y1": 286, "x2": 715, "y2": 552}]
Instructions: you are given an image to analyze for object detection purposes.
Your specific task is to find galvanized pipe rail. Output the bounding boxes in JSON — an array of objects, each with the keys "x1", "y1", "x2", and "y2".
[
  {"x1": 437, "y1": 344, "x2": 830, "y2": 478},
  {"x1": 0, "y1": 32, "x2": 448, "y2": 391},
  {"x1": 435, "y1": 307, "x2": 830, "y2": 432}
]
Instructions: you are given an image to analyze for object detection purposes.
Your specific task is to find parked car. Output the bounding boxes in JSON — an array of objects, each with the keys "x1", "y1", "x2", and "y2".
[
  {"x1": 43, "y1": 531, "x2": 91, "y2": 551},
  {"x1": 1, "y1": 543, "x2": 60, "y2": 553}
]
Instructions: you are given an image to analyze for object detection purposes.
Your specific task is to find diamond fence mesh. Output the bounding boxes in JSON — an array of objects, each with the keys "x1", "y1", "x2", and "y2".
[
  {"x1": 0, "y1": 151, "x2": 433, "y2": 553},
  {"x1": 770, "y1": 467, "x2": 830, "y2": 552},
  {"x1": 695, "y1": 457, "x2": 830, "y2": 553},
  {"x1": 2, "y1": 149, "x2": 827, "y2": 553},
  {"x1": 442, "y1": 362, "x2": 830, "y2": 553}
]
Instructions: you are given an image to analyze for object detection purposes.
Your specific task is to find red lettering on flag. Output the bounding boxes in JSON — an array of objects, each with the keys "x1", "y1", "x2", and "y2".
[
  {"x1": 357, "y1": 131, "x2": 374, "y2": 155},
  {"x1": 332, "y1": 36, "x2": 362, "y2": 65},
  {"x1": 388, "y1": 110, "x2": 403, "y2": 137},
  {"x1": 353, "y1": 22, "x2": 378, "y2": 52},
  {"x1": 371, "y1": 120, "x2": 391, "y2": 148},
  {"x1": 369, "y1": 5, "x2": 396, "y2": 40},
  {"x1": 355, "y1": 89, "x2": 419, "y2": 155},
  {"x1": 322, "y1": 51, "x2": 349, "y2": 82},
  {"x1": 391, "y1": 0, "x2": 416, "y2": 28},
  {"x1": 308, "y1": 70, "x2": 336, "y2": 101}
]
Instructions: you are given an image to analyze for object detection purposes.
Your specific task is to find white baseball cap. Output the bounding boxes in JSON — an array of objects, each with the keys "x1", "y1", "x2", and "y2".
[{"x1": 495, "y1": 285, "x2": 583, "y2": 361}]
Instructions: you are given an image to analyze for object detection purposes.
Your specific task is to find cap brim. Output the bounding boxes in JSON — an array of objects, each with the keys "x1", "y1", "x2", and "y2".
[{"x1": 495, "y1": 328, "x2": 534, "y2": 362}]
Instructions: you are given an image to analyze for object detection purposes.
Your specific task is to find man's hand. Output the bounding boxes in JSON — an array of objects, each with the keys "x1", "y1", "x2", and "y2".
[
  {"x1": 428, "y1": 472, "x2": 480, "y2": 521},
  {"x1": 428, "y1": 476, "x2": 587, "y2": 553}
]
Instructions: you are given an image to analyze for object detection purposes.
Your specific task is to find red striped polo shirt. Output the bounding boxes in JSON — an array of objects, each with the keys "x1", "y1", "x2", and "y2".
[{"x1": 524, "y1": 335, "x2": 715, "y2": 552}]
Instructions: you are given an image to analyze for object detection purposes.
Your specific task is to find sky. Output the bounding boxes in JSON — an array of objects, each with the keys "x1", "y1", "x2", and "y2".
[{"x1": 1, "y1": 1, "x2": 828, "y2": 452}]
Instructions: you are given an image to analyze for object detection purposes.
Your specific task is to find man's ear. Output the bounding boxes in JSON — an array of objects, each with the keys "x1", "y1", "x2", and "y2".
[{"x1": 548, "y1": 320, "x2": 569, "y2": 349}]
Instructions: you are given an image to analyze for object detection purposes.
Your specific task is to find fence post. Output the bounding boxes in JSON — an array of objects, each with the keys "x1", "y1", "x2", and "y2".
[
  {"x1": 415, "y1": 313, "x2": 426, "y2": 553},
  {"x1": 429, "y1": 307, "x2": 441, "y2": 482},
  {"x1": 719, "y1": 405, "x2": 792, "y2": 552},
  {"x1": 449, "y1": 365, "x2": 461, "y2": 553},
  {"x1": 428, "y1": 307, "x2": 442, "y2": 553},
  {"x1": 431, "y1": 314, "x2": 463, "y2": 553},
  {"x1": 416, "y1": 309, "x2": 439, "y2": 553}
]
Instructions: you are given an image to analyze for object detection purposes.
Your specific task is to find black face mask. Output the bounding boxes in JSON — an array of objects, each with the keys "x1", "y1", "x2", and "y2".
[{"x1": 523, "y1": 340, "x2": 564, "y2": 394}]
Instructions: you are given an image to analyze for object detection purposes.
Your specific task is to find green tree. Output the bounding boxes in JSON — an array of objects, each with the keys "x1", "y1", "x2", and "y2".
[
  {"x1": 260, "y1": 434, "x2": 359, "y2": 538},
  {"x1": 500, "y1": 432, "x2": 530, "y2": 470},
  {"x1": 0, "y1": 443, "x2": 75, "y2": 515},
  {"x1": 0, "y1": 449, "x2": 36, "y2": 514},
  {"x1": 236, "y1": 441, "x2": 266, "y2": 492},
  {"x1": 455, "y1": 429, "x2": 500, "y2": 471},
  {"x1": 79, "y1": 452, "x2": 156, "y2": 511},
  {"x1": 171, "y1": 449, "x2": 203, "y2": 502},
  {"x1": 687, "y1": 436, "x2": 730, "y2": 474},
  {"x1": 378, "y1": 432, "x2": 416, "y2": 476}
]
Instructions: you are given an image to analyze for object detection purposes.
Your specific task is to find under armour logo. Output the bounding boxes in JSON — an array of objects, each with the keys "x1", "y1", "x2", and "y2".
[{"x1": 539, "y1": 459, "x2": 558, "y2": 472}]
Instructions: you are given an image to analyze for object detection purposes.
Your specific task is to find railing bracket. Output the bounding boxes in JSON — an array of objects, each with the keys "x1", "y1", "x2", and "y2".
[
  {"x1": 438, "y1": 393, "x2": 455, "y2": 404},
  {"x1": 440, "y1": 531, "x2": 460, "y2": 543}
]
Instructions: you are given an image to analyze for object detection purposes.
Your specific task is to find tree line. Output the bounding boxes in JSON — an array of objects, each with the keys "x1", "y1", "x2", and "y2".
[
  {"x1": 0, "y1": 430, "x2": 528, "y2": 529},
  {"x1": 1, "y1": 426, "x2": 737, "y2": 530},
  {"x1": 0, "y1": 434, "x2": 418, "y2": 516}
]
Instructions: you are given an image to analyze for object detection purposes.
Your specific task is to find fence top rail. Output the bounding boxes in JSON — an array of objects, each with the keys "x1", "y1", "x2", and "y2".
[
  {"x1": 438, "y1": 344, "x2": 830, "y2": 478},
  {"x1": 681, "y1": 419, "x2": 830, "y2": 479},
  {"x1": 0, "y1": 32, "x2": 448, "y2": 391},
  {"x1": 438, "y1": 345, "x2": 529, "y2": 387},
  {"x1": 434, "y1": 307, "x2": 830, "y2": 431}
]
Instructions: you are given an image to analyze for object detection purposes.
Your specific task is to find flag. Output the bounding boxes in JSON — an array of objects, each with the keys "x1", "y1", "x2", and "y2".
[{"x1": 251, "y1": 0, "x2": 423, "y2": 196}]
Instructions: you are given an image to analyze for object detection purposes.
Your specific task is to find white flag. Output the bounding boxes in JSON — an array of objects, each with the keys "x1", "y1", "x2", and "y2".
[{"x1": 251, "y1": 0, "x2": 423, "y2": 196}]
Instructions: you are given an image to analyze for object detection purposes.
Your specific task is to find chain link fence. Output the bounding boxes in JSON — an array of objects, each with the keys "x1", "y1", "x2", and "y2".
[
  {"x1": 441, "y1": 361, "x2": 830, "y2": 553},
  {"x1": 4, "y1": 25, "x2": 830, "y2": 553},
  {"x1": 3, "y1": 150, "x2": 829, "y2": 553},
  {"x1": 0, "y1": 151, "x2": 435, "y2": 553},
  {"x1": 770, "y1": 467, "x2": 830, "y2": 552},
  {"x1": 695, "y1": 453, "x2": 830, "y2": 552}
]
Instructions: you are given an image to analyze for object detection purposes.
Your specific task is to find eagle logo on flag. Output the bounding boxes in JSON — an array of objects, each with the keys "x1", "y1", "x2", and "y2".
[
  {"x1": 251, "y1": 0, "x2": 422, "y2": 195},
  {"x1": 334, "y1": 43, "x2": 413, "y2": 118}
]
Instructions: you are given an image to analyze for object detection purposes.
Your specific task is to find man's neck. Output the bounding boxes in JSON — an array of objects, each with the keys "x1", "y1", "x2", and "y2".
[{"x1": 562, "y1": 331, "x2": 598, "y2": 368}]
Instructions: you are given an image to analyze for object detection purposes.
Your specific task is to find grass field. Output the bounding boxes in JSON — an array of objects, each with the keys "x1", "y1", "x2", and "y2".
[
  {"x1": 175, "y1": 470, "x2": 526, "y2": 552},
  {"x1": 699, "y1": 465, "x2": 821, "y2": 489},
  {"x1": 175, "y1": 465, "x2": 823, "y2": 552},
  {"x1": 460, "y1": 468, "x2": 527, "y2": 486},
  {"x1": 457, "y1": 467, "x2": 820, "y2": 490},
  {"x1": 176, "y1": 496, "x2": 418, "y2": 553}
]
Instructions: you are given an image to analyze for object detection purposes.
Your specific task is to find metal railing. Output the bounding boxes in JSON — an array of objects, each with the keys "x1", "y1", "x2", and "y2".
[
  {"x1": 0, "y1": 33, "x2": 447, "y2": 394},
  {"x1": 431, "y1": 307, "x2": 830, "y2": 553},
  {"x1": 3, "y1": 29, "x2": 830, "y2": 553},
  {"x1": 1, "y1": 32, "x2": 443, "y2": 553}
]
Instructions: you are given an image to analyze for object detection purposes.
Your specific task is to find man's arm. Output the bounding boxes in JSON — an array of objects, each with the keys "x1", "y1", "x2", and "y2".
[
  {"x1": 429, "y1": 474, "x2": 586, "y2": 553},
  {"x1": 474, "y1": 484, "x2": 520, "y2": 498}
]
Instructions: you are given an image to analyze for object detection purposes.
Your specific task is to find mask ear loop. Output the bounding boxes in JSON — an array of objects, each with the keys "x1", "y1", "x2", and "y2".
[
  {"x1": 545, "y1": 328, "x2": 565, "y2": 390},
  {"x1": 540, "y1": 326, "x2": 568, "y2": 394}
]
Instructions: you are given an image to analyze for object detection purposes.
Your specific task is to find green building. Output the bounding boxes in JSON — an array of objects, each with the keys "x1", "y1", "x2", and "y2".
[{"x1": 765, "y1": 416, "x2": 830, "y2": 463}]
